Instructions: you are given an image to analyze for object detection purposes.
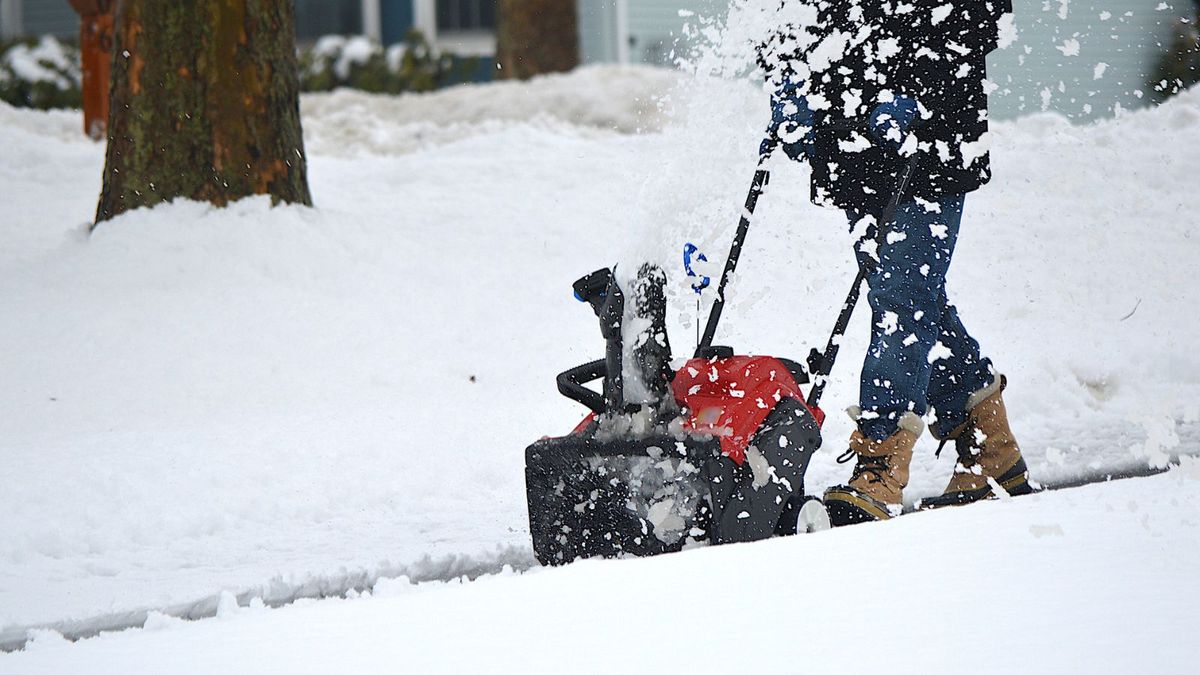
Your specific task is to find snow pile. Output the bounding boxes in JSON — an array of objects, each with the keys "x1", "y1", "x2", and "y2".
[
  {"x1": 0, "y1": 98, "x2": 84, "y2": 141},
  {"x1": 300, "y1": 64, "x2": 679, "y2": 156},
  {"x1": 6, "y1": 471, "x2": 1198, "y2": 672},
  {"x1": 309, "y1": 35, "x2": 381, "y2": 80}
]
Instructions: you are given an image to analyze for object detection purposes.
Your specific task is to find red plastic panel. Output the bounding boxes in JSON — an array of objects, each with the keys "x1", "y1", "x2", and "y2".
[{"x1": 672, "y1": 356, "x2": 821, "y2": 464}]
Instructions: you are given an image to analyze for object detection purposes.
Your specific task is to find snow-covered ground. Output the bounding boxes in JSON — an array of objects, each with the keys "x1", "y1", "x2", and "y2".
[
  {"x1": 1, "y1": 33, "x2": 1199, "y2": 667},
  {"x1": 8, "y1": 469, "x2": 1200, "y2": 673}
]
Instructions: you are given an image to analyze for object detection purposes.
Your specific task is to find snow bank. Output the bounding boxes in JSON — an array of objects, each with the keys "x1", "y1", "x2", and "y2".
[
  {"x1": 6, "y1": 472, "x2": 1198, "y2": 673},
  {"x1": 0, "y1": 71, "x2": 670, "y2": 630},
  {"x1": 300, "y1": 64, "x2": 679, "y2": 156}
]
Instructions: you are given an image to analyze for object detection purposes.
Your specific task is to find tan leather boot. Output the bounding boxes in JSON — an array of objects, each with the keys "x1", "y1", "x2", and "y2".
[
  {"x1": 921, "y1": 375, "x2": 1034, "y2": 509},
  {"x1": 824, "y1": 412, "x2": 922, "y2": 525}
]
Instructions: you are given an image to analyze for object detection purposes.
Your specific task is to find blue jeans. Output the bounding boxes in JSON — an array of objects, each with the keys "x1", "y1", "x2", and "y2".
[{"x1": 848, "y1": 195, "x2": 994, "y2": 440}]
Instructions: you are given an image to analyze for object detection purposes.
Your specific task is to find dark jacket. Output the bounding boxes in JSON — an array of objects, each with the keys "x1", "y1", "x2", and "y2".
[{"x1": 761, "y1": 1, "x2": 1011, "y2": 214}]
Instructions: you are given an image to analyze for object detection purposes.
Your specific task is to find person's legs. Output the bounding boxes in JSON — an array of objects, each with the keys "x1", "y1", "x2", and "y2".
[
  {"x1": 825, "y1": 196, "x2": 967, "y2": 525},
  {"x1": 829, "y1": 194, "x2": 1033, "y2": 522},
  {"x1": 924, "y1": 293, "x2": 995, "y2": 437},
  {"x1": 854, "y1": 195, "x2": 966, "y2": 440}
]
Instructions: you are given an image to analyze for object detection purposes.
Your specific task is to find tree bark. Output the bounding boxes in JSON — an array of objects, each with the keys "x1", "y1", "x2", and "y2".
[
  {"x1": 495, "y1": 0, "x2": 579, "y2": 80},
  {"x1": 96, "y1": 0, "x2": 311, "y2": 226}
]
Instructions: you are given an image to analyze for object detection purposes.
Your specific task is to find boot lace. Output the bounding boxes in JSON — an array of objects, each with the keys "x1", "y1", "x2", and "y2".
[
  {"x1": 935, "y1": 421, "x2": 981, "y2": 467},
  {"x1": 836, "y1": 448, "x2": 891, "y2": 484}
]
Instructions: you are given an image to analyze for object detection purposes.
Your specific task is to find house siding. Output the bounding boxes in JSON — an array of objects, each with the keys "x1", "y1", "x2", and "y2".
[
  {"x1": 576, "y1": 0, "x2": 723, "y2": 65},
  {"x1": 0, "y1": 0, "x2": 18, "y2": 39},
  {"x1": 578, "y1": 0, "x2": 1184, "y2": 121},
  {"x1": 988, "y1": 0, "x2": 1182, "y2": 120},
  {"x1": 11, "y1": 0, "x2": 74, "y2": 38},
  {"x1": 294, "y1": 0, "x2": 363, "y2": 42},
  {"x1": 577, "y1": 2, "x2": 618, "y2": 64},
  {"x1": 379, "y1": 0, "x2": 415, "y2": 45},
  {"x1": 632, "y1": 0, "x2": 727, "y2": 64}
]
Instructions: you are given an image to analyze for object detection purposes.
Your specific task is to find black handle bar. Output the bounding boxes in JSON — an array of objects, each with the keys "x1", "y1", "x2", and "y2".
[{"x1": 556, "y1": 359, "x2": 608, "y2": 415}]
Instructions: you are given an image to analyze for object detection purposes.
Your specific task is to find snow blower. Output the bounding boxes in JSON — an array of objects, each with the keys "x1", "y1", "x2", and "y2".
[{"x1": 525, "y1": 138, "x2": 920, "y2": 566}]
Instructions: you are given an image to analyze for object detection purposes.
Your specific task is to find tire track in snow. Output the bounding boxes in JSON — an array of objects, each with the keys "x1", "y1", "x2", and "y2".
[{"x1": 0, "y1": 546, "x2": 537, "y2": 653}]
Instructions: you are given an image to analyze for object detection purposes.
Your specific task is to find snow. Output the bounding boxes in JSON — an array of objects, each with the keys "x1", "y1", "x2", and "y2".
[
  {"x1": 1057, "y1": 38, "x2": 1082, "y2": 57},
  {"x1": 0, "y1": 36, "x2": 78, "y2": 89},
  {"x1": 0, "y1": 67, "x2": 681, "y2": 634},
  {"x1": 5, "y1": 471, "x2": 1199, "y2": 673},
  {"x1": 299, "y1": 65, "x2": 677, "y2": 157},
  {"x1": 1, "y1": 7, "x2": 1200, "y2": 664}
]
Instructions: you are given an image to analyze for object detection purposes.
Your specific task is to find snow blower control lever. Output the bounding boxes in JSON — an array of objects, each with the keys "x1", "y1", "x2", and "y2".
[
  {"x1": 693, "y1": 126, "x2": 920, "y2": 409},
  {"x1": 694, "y1": 141, "x2": 777, "y2": 360}
]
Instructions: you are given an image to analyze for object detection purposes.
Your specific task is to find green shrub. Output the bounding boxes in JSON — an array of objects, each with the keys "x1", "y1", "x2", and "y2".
[
  {"x1": 298, "y1": 30, "x2": 479, "y2": 94},
  {"x1": 0, "y1": 36, "x2": 83, "y2": 109},
  {"x1": 0, "y1": 30, "x2": 476, "y2": 110}
]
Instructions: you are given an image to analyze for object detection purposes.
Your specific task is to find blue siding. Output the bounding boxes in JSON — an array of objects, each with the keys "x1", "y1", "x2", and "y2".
[
  {"x1": 380, "y1": 0, "x2": 415, "y2": 44},
  {"x1": 14, "y1": 0, "x2": 76, "y2": 38},
  {"x1": 294, "y1": 0, "x2": 362, "y2": 41}
]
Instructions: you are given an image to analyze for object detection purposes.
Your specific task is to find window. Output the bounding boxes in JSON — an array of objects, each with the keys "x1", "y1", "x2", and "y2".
[{"x1": 436, "y1": 0, "x2": 496, "y2": 32}]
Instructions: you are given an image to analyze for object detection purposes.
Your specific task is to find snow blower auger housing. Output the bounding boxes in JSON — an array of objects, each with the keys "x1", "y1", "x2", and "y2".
[{"x1": 525, "y1": 266, "x2": 825, "y2": 566}]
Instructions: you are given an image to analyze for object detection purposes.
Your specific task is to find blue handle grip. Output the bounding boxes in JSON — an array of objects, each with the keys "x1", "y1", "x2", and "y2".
[{"x1": 683, "y1": 243, "x2": 710, "y2": 294}]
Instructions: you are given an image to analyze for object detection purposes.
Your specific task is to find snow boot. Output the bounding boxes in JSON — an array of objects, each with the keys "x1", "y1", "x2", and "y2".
[
  {"x1": 921, "y1": 375, "x2": 1034, "y2": 508},
  {"x1": 823, "y1": 412, "x2": 922, "y2": 525}
]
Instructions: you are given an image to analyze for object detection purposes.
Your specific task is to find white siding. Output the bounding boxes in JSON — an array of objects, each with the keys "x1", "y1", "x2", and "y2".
[
  {"x1": 578, "y1": 0, "x2": 1185, "y2": 121},
  {"x1": 577, "y1": 0, "x2": 723, "y2": 65},
  {"x1": 988, "y1": 0, "x2": 1184, "y2": 120},
  {"x1": 577, "y1": 2, "x2": 620, "y2": 64},
  {"x1": 627, "y1": 0, "x2": 723, "y2": 64},
  {"x1": 0, "y1": 0, "x2": 20, "y2": 39}
]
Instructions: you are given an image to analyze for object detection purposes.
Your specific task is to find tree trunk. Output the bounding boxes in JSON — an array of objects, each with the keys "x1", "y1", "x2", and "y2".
[
  {"x1": 68, "y1": 0, "x2": 115, "y2": 140},
  {"x1": 495, "y1": 0, "x2": 579, "y2": 80},
  {"x1": 95, "y1": 0, "x2": 311, "y2": 226}
]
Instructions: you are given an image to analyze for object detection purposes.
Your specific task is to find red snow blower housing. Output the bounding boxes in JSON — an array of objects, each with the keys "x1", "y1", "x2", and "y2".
[{"x1": 525, "y1": 158, "x2": 835, "y2": 566}]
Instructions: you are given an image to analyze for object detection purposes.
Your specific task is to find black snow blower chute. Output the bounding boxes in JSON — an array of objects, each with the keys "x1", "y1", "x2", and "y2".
[{"x1": 525, "y1": 138, "x2": 921, "y2": 566}]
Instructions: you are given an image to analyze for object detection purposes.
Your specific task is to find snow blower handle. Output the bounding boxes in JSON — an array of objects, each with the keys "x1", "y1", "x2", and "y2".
[{"x1": 694, "y1": 139, "x2": 777, "y2": 359}]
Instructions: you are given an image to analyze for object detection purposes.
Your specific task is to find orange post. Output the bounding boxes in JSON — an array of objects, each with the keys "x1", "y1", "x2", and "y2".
[{"x1": 68, "y1": 0, "x2": 115, "y2": 139}]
